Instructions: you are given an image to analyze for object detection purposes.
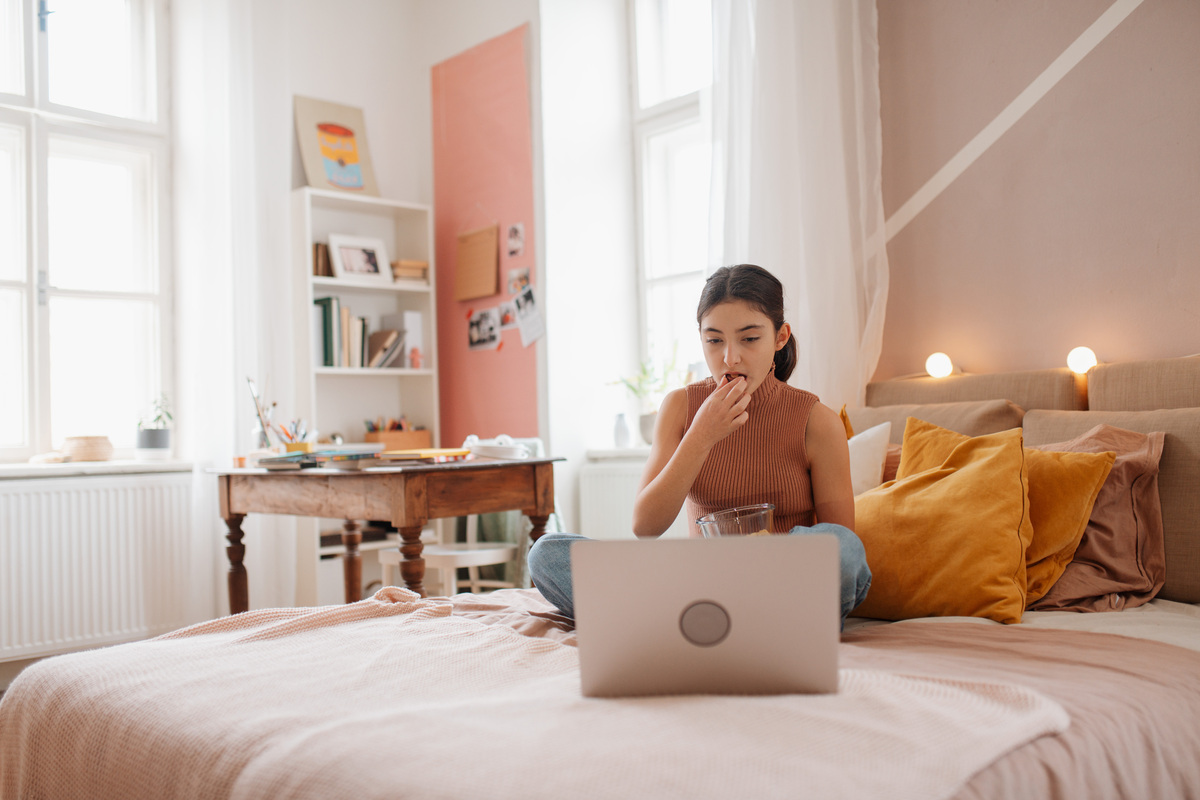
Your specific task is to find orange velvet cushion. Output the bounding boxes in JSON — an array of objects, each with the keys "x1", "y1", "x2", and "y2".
[
  {"x1": 851, "y1": 426, "x2": 1033, "y2": 624},
  {"x1": 895, "y1": 418, "x2": 1114, "y2": 604}
]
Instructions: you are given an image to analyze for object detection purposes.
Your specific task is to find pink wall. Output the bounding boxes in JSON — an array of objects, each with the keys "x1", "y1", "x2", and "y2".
[
  {"x1": 876, "y1": 0, "x2": 1200, "y2": 380},
  {"x1": 431, "y1": 26, "x2": 539, "y2": 447}
]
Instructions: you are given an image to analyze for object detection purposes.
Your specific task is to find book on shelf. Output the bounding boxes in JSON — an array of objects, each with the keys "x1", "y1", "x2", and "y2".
[
  {"x1": 381, "y1": 311, "x2": 423, "y2": 368},
  {"x1": 313, "y1": 297, "x2": 341, "y2": 367},
  {"x1": 367, "y1": 328, "x2": 402, "y2": 368},
  {"x1": 313, "y1": 242, "x2": 332, "y2": 277},
  {"x1": 390, "y1": 259, "x2": 429, "y2": 282}
]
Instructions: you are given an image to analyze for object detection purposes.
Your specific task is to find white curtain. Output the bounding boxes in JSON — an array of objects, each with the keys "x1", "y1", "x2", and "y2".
[{"x1": 709, "y1": 0, "x2": 889, "y2": 409}]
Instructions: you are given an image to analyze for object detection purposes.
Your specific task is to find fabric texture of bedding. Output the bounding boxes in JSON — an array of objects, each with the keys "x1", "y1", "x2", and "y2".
[{"x1": 1, "y1": 588, "x2": 1073, "y2": 800}]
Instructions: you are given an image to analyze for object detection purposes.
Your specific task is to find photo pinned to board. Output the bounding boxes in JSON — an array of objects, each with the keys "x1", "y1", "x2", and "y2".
[
  {"x1": 498, "y1": 300, "x2": 518, "y2": 330},
  {"x1": 506, "y1": 223, "x2": 525, "y2": 257},
  {"x1": 506, "y1": 267, "x2": 530, "y2": 296},
  {"x1": 514, "y1": 284, "x2": 545, "y2": 347},
  {"x1": 468, "y1": 307, "x2": 502, "y2": 351}
]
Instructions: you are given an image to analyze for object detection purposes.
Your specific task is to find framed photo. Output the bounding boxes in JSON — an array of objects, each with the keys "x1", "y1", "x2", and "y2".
[{"x1": 328, "y1": 235, "x2": 392, "y2": 285}]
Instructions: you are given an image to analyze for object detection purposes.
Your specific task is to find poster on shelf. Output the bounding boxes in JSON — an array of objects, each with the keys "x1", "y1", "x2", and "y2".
[{"x1": 294, "y1": 96, "x2": 380, "y2": 196}]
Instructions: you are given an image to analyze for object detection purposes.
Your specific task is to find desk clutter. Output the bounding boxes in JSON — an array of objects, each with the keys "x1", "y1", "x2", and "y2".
[{"x1": 258, "y1": 443, "x2": 470, "y2": 470}]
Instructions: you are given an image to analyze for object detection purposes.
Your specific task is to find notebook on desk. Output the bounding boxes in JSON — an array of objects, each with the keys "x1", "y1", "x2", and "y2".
[{"x1": 572, "y1": 535, "x2": 840, "y2": 698}]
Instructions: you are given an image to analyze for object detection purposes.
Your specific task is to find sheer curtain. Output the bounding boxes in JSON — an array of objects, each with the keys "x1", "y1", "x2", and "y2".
[{"x1": 709, "y1": 0, "x2": 888, "y2": 409}]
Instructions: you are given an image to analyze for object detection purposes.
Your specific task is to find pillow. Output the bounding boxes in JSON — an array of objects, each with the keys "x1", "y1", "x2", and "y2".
[
  {"x1": 838, "y1": 404, "x2": 855, "y2": 438},
  {"x1": 881, "y1": 443, "x2": 902, "y2": 483},
  {"x1": 1025, "y1": 424, "x2": 1166, "y2": 612},
  {"x1": 1024, "y1": 408, "x2": 1200, "y2": 604},
  {"x1": 850, "y1": 427, "x2": 1033, "y2": 624},
  {"x1": 895, "y1": 418, "x2": 1115, "y2": 604},
  {"x1": 847, "y1": 422, "x2": 891, "y2": 496},
  {"x1": 846, "y1": 399, "x2": 1025, "y2": 445}
]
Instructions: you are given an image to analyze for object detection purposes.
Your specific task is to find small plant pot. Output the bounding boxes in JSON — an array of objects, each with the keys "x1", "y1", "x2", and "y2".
[
  {"x1": 136, "y1": 428, "x2": 172, "y2": 460},
  {"x1": 639, "y1": 412, "x2": 657, "y2": 446}
]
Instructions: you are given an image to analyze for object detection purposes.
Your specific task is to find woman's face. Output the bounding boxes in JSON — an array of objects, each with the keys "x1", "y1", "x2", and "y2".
[{"x1": 699, "y1": 300, "x2": 790, "y2": 394}]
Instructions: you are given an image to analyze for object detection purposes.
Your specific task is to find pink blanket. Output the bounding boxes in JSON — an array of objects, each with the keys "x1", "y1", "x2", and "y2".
[{"x1": 2, "y1": 588, "x2": 1197, "y2": 799}]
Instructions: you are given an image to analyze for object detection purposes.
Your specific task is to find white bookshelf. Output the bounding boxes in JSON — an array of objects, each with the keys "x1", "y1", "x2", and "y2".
[{"x1": 290, "y1": 187, "x2": 441, "y2": 605}]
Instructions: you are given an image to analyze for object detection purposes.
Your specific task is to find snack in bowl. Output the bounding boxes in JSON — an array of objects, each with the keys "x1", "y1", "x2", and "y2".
[{"x1": 696, "y1": 504, "x2": 775, "y2": 538}]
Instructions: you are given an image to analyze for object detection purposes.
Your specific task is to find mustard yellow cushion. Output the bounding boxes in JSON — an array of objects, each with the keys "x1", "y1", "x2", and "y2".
[
  {"x1": 896, "y1": 417, "x2": 1114, "y2": 603},
  {"x1": 851, "y1": 426, "x2": 1033, "y2": 624},
  {"x1": 838, "y1": 404, "x2": 854, "y2": 439}
]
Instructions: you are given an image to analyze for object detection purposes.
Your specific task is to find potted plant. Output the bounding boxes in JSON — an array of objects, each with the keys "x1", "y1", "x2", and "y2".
[
  {"x1": 136, "y1": 393, "x2": 173, "y2": 459},
  {"x1": 614, "y1": 353, "x2": 685, "y2": 445}
]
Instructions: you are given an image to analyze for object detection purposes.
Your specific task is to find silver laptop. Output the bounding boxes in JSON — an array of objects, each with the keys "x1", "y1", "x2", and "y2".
[{"x1": 572, "y1": 535, "x2": 840, "y2": 698}]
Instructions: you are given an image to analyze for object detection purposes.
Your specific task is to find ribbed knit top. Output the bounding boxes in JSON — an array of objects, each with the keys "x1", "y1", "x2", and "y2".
[{"x1": 684, "y1": 375, "x2": 819, "y2": 536}]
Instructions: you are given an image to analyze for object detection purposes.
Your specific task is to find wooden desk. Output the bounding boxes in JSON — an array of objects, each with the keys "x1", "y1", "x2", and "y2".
[{"x1": 215, "y1": 457, "x2": 559, "y2": 614}]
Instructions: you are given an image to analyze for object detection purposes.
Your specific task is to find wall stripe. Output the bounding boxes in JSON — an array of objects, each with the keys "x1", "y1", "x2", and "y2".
[{"x1": 884, "y1": 0, "x2": 1145, "y2": 243}]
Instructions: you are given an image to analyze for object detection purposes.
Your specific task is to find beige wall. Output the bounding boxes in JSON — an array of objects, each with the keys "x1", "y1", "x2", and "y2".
[{"x1": 876, "y1": 0, "x2": 1200, "y2": 381}]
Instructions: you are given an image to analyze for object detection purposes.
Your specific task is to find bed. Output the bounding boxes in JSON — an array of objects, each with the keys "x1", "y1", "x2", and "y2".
[{"x1": 2, "y1": 356, "x2": 1199, "y2": 799}]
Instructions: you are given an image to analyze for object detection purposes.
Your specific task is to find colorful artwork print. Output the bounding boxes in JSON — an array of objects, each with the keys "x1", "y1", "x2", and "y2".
[{"x1": 317, "y1": 123, "x2": 363, "y2": 190}]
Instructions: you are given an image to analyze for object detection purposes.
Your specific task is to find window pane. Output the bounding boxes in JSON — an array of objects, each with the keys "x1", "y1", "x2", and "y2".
[
  {"x1": 634, "y1": 0, "x2": 712, "y2": 108},
  {"x1": 0, "y1": 288, "x2": 27, "y2": 447},
  {"x1": 49, "y1": 296, "x2": 158, "y2": 449},
  {"x1": 46, "y1": 0, "x2": 156, "y2": 121},
  {"x1": 0, "y1": 0, "x2": 22, "y2": 95},
  {"x1": 0, "y1": 123, "x2": 23, "y2": 281},
  {"x1": 644, "y1": 121, "x2": 710, "y2": 280},
  {"x1": 48, "y1": 136, "x2": 155, "y2": 293},
  {"x1": 646, "y1": 277, "x2": 705, "y2": 391}
]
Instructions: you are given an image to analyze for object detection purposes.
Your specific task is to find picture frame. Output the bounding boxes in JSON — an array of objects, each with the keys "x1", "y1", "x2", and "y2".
[
  {"x1": 328, "y1": 234, "x2": 393, "y2": 285},
  {"x1": 293, "y1": 96, "x2": 380, "y2": 196}
]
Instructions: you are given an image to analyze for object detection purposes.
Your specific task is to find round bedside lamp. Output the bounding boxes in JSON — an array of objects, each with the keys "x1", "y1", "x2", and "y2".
[
  {"x1": 1067, "y1": 346, "x2": 1098, "y2": 375},
  {"x1": 925, "y1": 352, "x2": 955, "y2": 379}
]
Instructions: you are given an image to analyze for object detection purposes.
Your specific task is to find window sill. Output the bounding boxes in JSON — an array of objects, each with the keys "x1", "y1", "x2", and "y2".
[
  {"x1": 585, "y1": 447, "x2": 652, "y2": 461},
  {"x1": 0, "y1": 459, "x2": 194, "y2": 481}
]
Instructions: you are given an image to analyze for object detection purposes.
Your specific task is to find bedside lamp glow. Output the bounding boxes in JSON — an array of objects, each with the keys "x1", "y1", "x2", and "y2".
[
  {"x1": 925, "y1": 352, "x2": 954, "y2": 379},
  {"x1": 1067, "y1": 346, "x2": 1098, "y2": 375}
]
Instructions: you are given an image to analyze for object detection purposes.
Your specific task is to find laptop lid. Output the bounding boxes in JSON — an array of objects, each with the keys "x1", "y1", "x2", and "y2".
[{"x1": 572, "y1": 535, "x2": 840, "y2": 698}]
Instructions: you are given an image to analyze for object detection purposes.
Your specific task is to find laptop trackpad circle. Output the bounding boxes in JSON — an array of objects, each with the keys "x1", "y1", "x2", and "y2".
[{"x1": 679, "y1": 601, "x2": 730, "y2": 647}]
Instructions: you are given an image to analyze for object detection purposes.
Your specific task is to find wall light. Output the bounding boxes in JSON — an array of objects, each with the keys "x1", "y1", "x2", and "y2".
[
  {"x1": 925, "y1": 352, "x2": 955, "y2": 379},
  {"x1": 1067, "y1": 346, "x2": 1098, "y2": 375}
]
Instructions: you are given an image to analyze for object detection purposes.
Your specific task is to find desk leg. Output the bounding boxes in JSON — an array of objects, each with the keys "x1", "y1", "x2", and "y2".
[
  {"x1": 224, "y1": 513, "x2": 248, "y2": 615},
  {"x1": 529, "y1": 514, "x2": 551, "y2": 543},
  {"x1": 342, "y1": 519, "x2": 362, "y2": 604},
  {"x1": 397, "y1": 524, "x2": 427, "y2": 597}
]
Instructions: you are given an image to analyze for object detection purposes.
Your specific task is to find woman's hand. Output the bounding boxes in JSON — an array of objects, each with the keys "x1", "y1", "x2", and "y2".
[{"x1": 686, "y1": 375, "x2": 751, "y2": 450}]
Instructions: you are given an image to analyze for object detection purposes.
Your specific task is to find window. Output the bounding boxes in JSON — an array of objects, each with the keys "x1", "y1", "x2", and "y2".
[
  {"x1": 630, "y1": 0, "x2": 712, "y2": 381},
  {"x1": 0, "y1": 0, "x2": 169, "y2": 461}
]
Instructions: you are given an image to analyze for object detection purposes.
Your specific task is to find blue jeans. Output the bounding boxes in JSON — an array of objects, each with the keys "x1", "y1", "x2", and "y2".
[{"x1": 527, "y1": 523, "x2": 872, "y2": 628}]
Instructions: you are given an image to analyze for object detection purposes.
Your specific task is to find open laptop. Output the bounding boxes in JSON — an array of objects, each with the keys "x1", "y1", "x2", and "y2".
[{"x1": 572, "y1": 535, "x2": 840, "y2": 698}]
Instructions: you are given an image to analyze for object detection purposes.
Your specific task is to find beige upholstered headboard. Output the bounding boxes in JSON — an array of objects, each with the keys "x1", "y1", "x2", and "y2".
[{"x1": 849, "y1": 356, "x2": 1200, "y2": 604}]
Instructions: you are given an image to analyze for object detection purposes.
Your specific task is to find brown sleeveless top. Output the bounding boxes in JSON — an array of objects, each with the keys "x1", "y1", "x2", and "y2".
[{"x1": 684, "y1": 375, "x2": 819, "y2": 536}]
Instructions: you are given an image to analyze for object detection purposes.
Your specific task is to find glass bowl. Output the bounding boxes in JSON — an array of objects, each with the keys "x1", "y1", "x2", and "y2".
[{"x1": 695, "y1": 504, "x2": 775, "y2": 538}]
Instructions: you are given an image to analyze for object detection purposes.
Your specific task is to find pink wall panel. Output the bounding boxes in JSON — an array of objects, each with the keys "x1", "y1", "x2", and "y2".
[{"x1": 431, "y1": 26, "x2": 538, "y2": 448}]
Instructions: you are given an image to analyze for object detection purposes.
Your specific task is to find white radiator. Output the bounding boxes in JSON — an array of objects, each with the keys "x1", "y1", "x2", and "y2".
[
  {"x1": 579, "y1": 458, "x2": 688, "y2": 540},
  {"x1": 0, "y1": 471, "x2": 196, "y2": 662}
]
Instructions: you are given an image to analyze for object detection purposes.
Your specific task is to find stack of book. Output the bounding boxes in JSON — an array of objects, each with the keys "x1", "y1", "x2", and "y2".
[
  {"x1": 390, "y1": 259, "x2": 429, "y2": 282},
  {"x1": 312, "y1": 297, "x2": 407, "y2": 369}
]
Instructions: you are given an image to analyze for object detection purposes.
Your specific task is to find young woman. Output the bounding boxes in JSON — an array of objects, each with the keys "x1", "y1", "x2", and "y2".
[{"x1": 529, "y1": 264, "x2": 871, "y2": 623}]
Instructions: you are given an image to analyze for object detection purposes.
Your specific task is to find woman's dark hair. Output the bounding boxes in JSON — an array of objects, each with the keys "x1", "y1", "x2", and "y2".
[{"x1": 696, "y1": 264, "x2": 797, "y2": 381}]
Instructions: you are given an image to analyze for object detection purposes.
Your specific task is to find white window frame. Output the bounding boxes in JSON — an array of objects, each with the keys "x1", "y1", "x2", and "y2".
[
  {"x1": 628, "y1": 0, "x2": 710, "y2": 377},
  {"x1": 0, "y1": 0, "x2": 172, "y2": 462}
]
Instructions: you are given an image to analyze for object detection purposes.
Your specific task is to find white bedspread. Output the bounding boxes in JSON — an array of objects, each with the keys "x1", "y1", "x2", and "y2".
[{"x1": 1, "y1": 587, "x2": 1067, "y2": 800}]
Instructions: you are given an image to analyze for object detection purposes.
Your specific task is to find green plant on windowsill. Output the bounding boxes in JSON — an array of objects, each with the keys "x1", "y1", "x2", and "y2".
[
  {"x1": 136, "y1": 393, "x2": 173, "y2": 458},
  {"x1": 612, "y1": 352, "x2": 687, "y2": 444}
]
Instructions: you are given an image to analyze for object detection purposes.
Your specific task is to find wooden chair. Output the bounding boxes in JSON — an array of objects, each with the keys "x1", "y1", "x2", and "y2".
[{"x1": 379, "y1": 435, "x2": 548, "y2": 596}]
